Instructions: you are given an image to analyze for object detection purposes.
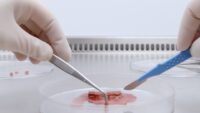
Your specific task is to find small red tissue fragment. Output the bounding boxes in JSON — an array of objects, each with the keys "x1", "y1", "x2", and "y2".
[
  {"x1": 9, "y1": 72, "x2": 14, "y2": 77},
  {"x1": 88, "y1": 91, "x2": 136, "y2": 105},
  {"x1": 14, "y1": 71, "x2": 19, "y2": 75},
  {"x1": 25, "y1": 70, "x2": 29, "y2": 75}
]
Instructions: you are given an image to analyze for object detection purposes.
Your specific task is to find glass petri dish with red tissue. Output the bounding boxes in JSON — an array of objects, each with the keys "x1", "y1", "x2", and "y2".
[{"x1": 40, "y1": 78, "x2": 174, "y2": 113}]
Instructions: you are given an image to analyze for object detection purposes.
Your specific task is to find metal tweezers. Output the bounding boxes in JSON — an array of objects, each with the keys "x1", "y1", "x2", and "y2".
[{"x1": 50, "y1": 54, "x2": 108, "y2": 104}]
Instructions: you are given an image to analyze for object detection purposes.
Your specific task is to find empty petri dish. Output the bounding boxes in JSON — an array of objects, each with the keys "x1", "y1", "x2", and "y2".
[
  {"x1": 130, "y1": 59, "x2": 200, "y2": 77},
  {"x1": 0, "y1": 61, "x2": 54, "y2": 79},
  {"x1": 0, "y1": 60, "x2": 55, "y2": 113},
  {"x1": 40, "y1": 78, "x2": 174, "y2": 113}
]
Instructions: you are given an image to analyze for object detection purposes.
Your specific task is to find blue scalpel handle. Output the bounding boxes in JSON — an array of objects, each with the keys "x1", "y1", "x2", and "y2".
[
  {"x1": 137, "y1": 48, "x2": 192, "y2": 82},
  {"x1": 124, "y1": 49, "x2": 192, "y2": 90}
]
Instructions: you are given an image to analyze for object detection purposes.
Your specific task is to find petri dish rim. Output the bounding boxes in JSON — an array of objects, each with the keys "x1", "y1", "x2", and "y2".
[{"x1": 0, "y1": 61, "x2": 54, "y2": 80}]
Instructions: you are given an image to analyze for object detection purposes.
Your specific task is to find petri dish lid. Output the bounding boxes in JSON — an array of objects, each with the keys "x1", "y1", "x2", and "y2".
[{"x1": 0, "y1": 61, "x2": 54, "y2": 79}]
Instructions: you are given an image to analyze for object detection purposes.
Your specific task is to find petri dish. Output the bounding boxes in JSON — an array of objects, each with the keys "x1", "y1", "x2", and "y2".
[
  {"x1": 0, "y1": 61, "x2": 54, "y2": 79},
  {"x1": 130, "y1": 59, "x2": 200, "y2": 77},
  {"x1": 130, "y1": 59, "x2": 200, "y2": 113},
  {"x1": 40, "y1": 78, "x2": 174, "y2": 113},
  {"x1": 0, "y1": 60, "x2": 55, "y2": 113}
]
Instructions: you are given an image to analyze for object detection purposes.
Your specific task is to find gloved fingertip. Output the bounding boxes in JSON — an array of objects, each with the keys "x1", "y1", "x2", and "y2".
[
  {"x1": 29, "y1": 41, "x2": 53, "y2": 62},
  {"x1": 176, "y1": 39, "x2": 191, "y2": 51},
  {"x1": 176, "y1": 43, "x2": 185, "y2": 51},
  {"x1": 190, "y1": 48, "x2": 200, "y2": 58},
  {"x1": 64, "y1": 47, "x2": 72, "y2": 62},
  {"x1": 53, "y1": 41, "x2": 72, "y2": 62},
  {"x1": 29, "y1": 57, "x2": 40, "y2": 64},
  {"x1": 54, "y1": 49, "x2": 71, "y2": 62},
  {"x1": 39, "y1": 44, "x2": 53, "y2": 61},
  {"x1": 14, "y1": 52, "x2": 27, "y2": 61},
  {"x1": 190, "y1": 38, "x2": 200, "y2": 58}
]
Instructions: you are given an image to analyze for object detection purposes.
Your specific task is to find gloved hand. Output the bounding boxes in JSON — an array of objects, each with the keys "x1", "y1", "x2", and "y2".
[
  {"x1": 177, "y1": 0, "x2": 200, "y2": 58},
  {"x1": 0, "y1": 0, "x2": 71, "y2": 63}
]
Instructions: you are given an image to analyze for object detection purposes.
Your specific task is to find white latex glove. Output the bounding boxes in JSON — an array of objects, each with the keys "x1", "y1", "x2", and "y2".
[
  {"x1": 0, "y1": 0, "x2": 71, "y2": 63},
  {"x1": 177, "y1": 0, "x2": 200, "y2": 58}
]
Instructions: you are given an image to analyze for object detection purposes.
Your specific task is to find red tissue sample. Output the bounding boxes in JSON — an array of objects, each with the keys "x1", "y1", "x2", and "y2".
[
  {"x1": 88, "y1": 91, "x2": 136, "y2": 105},
  {"x1": 9, "y1": 72, "x2": 14, "y2": 77},
  {"x1": 72, "y1": 90, "x2": 136, "y2": 106},
  {"x1": 25, "y1": 70, "x2": 29, "y2": 75},
  {"x1": 9, "y1": 70, "x2": 30, "y2": 77},
  {"x1": 14, "y1": 71, "x2": 19, "y2": 74}
]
